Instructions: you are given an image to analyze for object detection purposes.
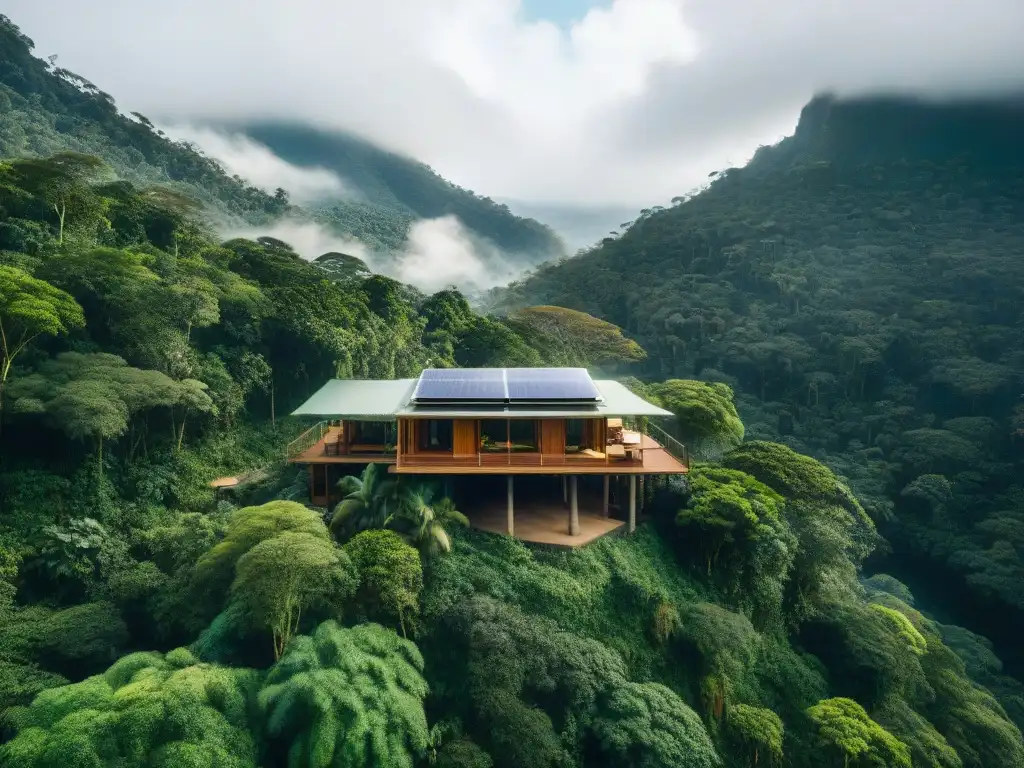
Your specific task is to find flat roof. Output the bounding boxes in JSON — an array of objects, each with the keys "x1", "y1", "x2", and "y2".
[{"x1": 290, "y1": 378, "x2": 672, "y2": 419}]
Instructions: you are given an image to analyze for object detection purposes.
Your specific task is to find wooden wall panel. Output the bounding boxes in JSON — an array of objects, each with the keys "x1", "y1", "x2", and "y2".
[
  {"x1": 580, "y1": 418, "x2": 606, "y2": 452},
  {"x1": 453, "y1": 419, "x2": 477, "y2": 455},
  {"x1": 540, "y1": 419, "x2": 566, "y2": 455},
  {"x1": 399, "y1": 418, "x2": 419, "y2": 456}
]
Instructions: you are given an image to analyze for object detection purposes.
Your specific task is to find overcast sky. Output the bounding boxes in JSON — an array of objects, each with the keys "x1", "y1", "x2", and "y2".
[{"x1": 8, "y1": 0, "x2": 1024, "y2": 208}]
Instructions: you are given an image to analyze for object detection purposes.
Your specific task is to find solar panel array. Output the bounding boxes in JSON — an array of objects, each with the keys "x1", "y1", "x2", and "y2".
[{"x1": 411, "y1": 367, "x2": 601, "y2": 404}]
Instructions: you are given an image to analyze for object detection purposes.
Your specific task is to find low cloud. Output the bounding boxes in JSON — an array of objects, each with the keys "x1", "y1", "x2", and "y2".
[
  {"x1": 165, "y1": 125, "x2": 350, "y2": 203},
  {"x1": 13, "y1": 0, "x2": 1024, "y2": 208},
  {"x1": 222, "y1": 214, "x2": 520, "y2": 295},
  {"x1": 221, "y1": 218, "x2": 370, "y2": 261},
  {"x1": 392, "y1": 216, "x2": 519, "y2": 294}
]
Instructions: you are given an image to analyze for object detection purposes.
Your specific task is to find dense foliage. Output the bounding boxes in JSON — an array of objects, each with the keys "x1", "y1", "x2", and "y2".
[
  {"x1": 500, "y1": 94, "x2": 1024, "y2": 678},
  {"x1": 0, "y1": 16, "x2": 563, "y2": 266}
]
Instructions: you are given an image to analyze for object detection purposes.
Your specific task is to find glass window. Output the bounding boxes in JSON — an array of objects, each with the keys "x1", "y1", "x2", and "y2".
[
  {"x1": 566, "y1": 419, "x2": 585, "y2": 453},
  {"x1": 418, "y1": 420, "x2": 453, "y2": 452},
  {"x1": 355, "y1": 421, "x2": 390, "y2": 445},
  {"x1": 509, "y1": 420, "x2": 537, "y2": 451},
  {"x1": 479, "y1": 419, "x2": 508, "y2": 452}
]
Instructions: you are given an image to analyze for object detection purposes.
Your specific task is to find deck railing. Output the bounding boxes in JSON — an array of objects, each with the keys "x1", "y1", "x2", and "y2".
[
  {"x1": 636, "y1": 420, "x2": 690, "y2": 469},
  {"x1": 285, "y1": 420, "x2": 329, "y2": 460},
  {"x1": 399, "y1": 451, "x2": 640, "y2": 469}
]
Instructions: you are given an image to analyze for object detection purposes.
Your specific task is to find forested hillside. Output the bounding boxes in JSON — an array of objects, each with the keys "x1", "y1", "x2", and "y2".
[
  {"x1": 239, "y1": 122, "x2": 566, "y2": 258},
  {"x1": 0, "y1": 14, "x2": 564, "y2": 263},
  {"x1": 2, "y1": 10, "x2": 1024, "y2": 766},
  {"x1": 499, "y1": 93, "x2": 1024, "y2": 670}
]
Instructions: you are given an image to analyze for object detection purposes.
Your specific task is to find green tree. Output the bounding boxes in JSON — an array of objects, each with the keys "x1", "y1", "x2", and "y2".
[
  {"x1": 0, "y1": 266, "x2": 84, "y2": 415},
  {"x1": 807, "y1": 697, "x2": 911, "y2": 768},
  {"x1": 676, "y1": 603, "x2": 761, "y2": 721},
  {"x1": 590, "y1": 680, "x2": 720, "y2": 768},
  {"x1": 724, "y1": 441, "x2": 877, "y2": 619},
  {"x1": 230, "y1": 531, "x2": 358, "y2": 659},
  {"x1": 9, "y1": 152, "x2": 106, "y2": 244},
  {"x1": 193, "y1": 501, "x2": 330, "y2": 611},
  {"x1": 506, "y1": 305, "x2": 647, "y2": 367},
  {"x1": 7, "y1": 352, "x2": 181, "y2": 471},
  {"x1": 392, "y1": 487, "x2": 469, "y2": 557},
  {"x1": 330, "y1": 463, "x2": 395, "y2": 539},
  {"x1": 456, "y1": 316, "x2": 542, "y2": 368},
  {"x1": 259, "y1": 621, "x2": 429, "y2": 768},
  {"x1": 727, "y1": 703, "x2": 784, "y2": 766},
  {"x1": 648, "y1": 380, "x2": 744, "y2": 459},
  {"x1": 173, "y1": 377, "x2": 216, "y2": 450},
  {"x1": 0, "y1": 647, "x2": 261, "y2": 767},
  {"x1": 343, "y1": 530, "x2": 422, "y2": 637}
]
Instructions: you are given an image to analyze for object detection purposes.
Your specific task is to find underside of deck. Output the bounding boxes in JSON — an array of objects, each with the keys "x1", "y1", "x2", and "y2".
[
  {"x1": 471, "y1": 502, "x2": 625, "y2": 547},
  {"x1": 458, "y1": 475, "x2": 627, "y2": 548}
]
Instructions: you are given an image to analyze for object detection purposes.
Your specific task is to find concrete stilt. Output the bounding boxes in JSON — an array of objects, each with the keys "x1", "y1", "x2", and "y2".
[
  {"x1": 628, "y1": 475, "x2": 637, "y2": 533},
  {"x1": 506, "y1": 475, "x2": 514, "y2": 536},
  {"x1": 569, "y1": 476, "x2": 580, "y2": 536},
  {"x1": 602, "y1": 475, "x2": 610, "y2": 518}
]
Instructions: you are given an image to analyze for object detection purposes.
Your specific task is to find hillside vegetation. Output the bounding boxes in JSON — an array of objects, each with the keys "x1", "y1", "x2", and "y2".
[
  {"x1": 241, "y1": 122, "x2": 566, "y2": 259},
  {"x1": 499, "y1": 94, "x2": 1024, "y2": 667},
  {"x1": 0, "y1": 14, "x2": 563, "y2": 264}
]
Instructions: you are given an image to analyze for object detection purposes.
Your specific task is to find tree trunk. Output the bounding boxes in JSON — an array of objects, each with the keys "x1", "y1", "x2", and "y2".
[
  {"x1": 270, "y1": 378, "x2": 276, "y2": 426},
  {"x1": 54, "y1": 200, "x2": 66, "y2": 245},
  {"x1": 177, "y1": 414, "x2": 187, "y2": 451}
]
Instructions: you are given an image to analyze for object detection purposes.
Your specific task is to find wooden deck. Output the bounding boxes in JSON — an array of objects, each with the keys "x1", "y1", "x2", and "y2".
[
  {"x1": 289, "y1": 427, "x2": 397, "y2": 465},
  {"x1": 290, "y1": 430, "x2": 687, "y2": 476},
  {"x1": 393, "y1": 435, "x2": 686, "y2": 475},
  {"x1": 469, "y1": 496, "x2": 625, "y2": 547}
]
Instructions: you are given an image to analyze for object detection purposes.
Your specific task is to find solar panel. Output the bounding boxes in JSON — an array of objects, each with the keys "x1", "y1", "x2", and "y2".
[
  {"x1": 506, "y1": 368, "x2": 601, "y2": 402},
  {"x1": 411, "y1": 367, "x2": 602, "y2": 404},
  {"x1": 412, "y1": 368, "x2": 506, "y2": 402}
]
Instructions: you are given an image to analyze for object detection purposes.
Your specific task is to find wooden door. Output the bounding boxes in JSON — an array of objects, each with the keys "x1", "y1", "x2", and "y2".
[
  {"x1": 453, "y1": 419, "x2": 477, "y2": 456},
  {"x1": 540, "y1": 419, "x2": 566, "y2": 455}
]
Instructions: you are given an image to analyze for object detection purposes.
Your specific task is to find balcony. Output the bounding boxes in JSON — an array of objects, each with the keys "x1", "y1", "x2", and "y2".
[{"x1": 286, "y1": 422, "x2": 397, "y2": 465}]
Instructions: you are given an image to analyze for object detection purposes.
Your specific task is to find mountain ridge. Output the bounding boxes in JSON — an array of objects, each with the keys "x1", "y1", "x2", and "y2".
[
  {"x1": 496, "y1": 92, "x2": 1024, "y2": 677},
  {"x1": 0, "y1": 14, "x2": 564, "y2": 271},
  {"x1": 231, "y1": 121, "x2": 567, "y2": 260}
]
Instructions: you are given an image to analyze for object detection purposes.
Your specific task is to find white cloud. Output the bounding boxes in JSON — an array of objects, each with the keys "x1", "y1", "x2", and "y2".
[
  {"x1": 8, "y1": 0, "x2": 1024, "y2": 207},
  {"x1": 165, "y1": 125, "x2": 349, "y2": 203},
  {"x1": 392, "y1": 215, "x2": 519, "y2": 294},
  {"x1": 221, "y1": 214, "x2": 517, "y2": 294},
  {"x1": 221, "y1": 219, "x2": 369, "y2": 261}
]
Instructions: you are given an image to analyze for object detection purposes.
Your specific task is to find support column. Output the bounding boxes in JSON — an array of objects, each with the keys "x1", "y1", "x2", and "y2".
[
  {"x1": 569, "y1": 475, "x2": 580, "y2": 536},
  {"x1": 506, "y1": 476, "x2": 514, "y2": 536},
  {"x1": 562, "y1": 475, "x2": 568, "y2": 505},
  {"x1": 628, "y1": 475, "x2": 637, "y2": 533},
  {"x1": 602, "y1": 475, "x2": 610, "y2": 518}
]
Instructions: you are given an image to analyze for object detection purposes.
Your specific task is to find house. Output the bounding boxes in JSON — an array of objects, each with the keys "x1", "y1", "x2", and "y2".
[{"x1": 286, "y1": 367, "x2": 689, "y2": 546}]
